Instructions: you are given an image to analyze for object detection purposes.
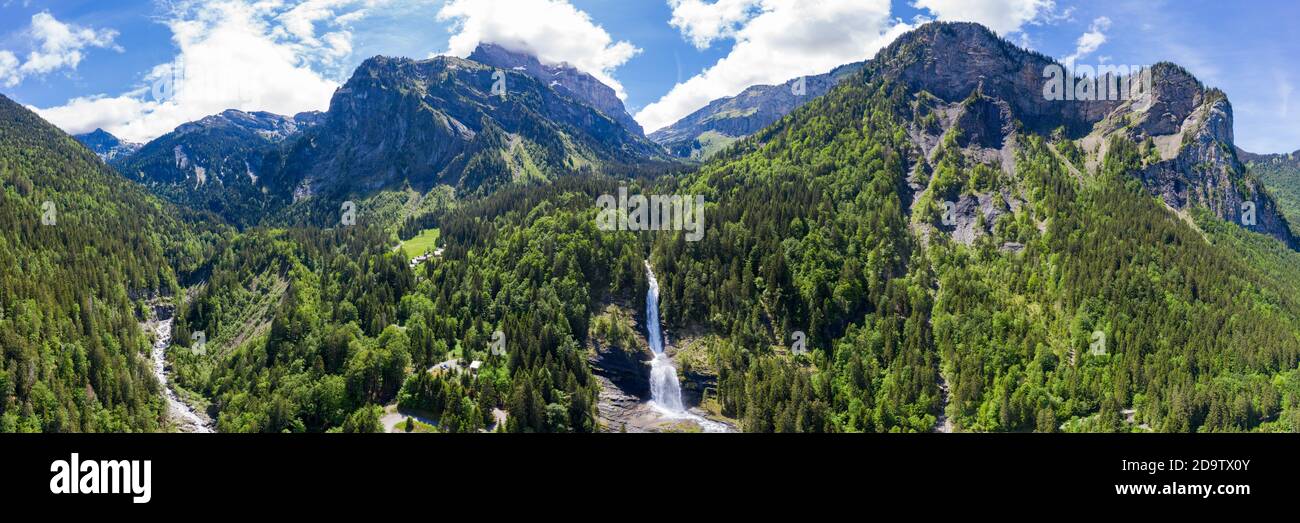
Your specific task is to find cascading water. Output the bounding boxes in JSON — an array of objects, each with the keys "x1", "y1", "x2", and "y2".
[
  {"x1": 645, "y1": 261, "x2": 686, "y2": 413},
  {"x1": 150, "y1": 311, "x2": 214, "y2": 433},
  {"x1": 644, "y1": 261, "x2": 729, "y2": 432}
]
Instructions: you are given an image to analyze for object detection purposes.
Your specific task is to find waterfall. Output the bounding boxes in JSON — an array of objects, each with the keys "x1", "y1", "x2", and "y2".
[{"x1": 645, "y1": 261, "x2": 685, "y2": 413}]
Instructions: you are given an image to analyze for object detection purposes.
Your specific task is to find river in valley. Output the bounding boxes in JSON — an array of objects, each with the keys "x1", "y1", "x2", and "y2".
[{"x1": 150, "y1": 312, "x2": 215, "y2": 433}]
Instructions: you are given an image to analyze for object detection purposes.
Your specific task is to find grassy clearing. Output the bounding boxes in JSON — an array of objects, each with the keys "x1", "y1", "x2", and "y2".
[{"x1": 398, "y1": 228, "x2": 441, "y2": 257}]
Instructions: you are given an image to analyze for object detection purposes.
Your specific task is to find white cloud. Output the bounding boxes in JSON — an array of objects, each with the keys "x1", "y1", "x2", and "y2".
[
  {"x1": 20, "y1": 11, "x2": 120, "y2": 75},
  {"x1": 35, "y1": 0, "x2": 382, "y2": 143},
  {"x1": 912, "y1": 0, "x2": 1059, "y2": 35},
  {"x1": 1064, "y1": 16, "x2": 1111, "y2": 65},
  {"x1": 436, "y1": 0, "x2": 640, "y2": 100},
  {"x1": 0, "y1": 50, "x2": 19, "y2": 87},
  {"x1": 0, "y1": 11, "x2": 120, "y2": 86},
  {"x1": 668, "y1": 0, "x2": 762, "y2": 49},
  {"x1": 637, "y1": 0, "x2": 908, "y2": 133},
  {"x1": 273, "y1": 0, "x2": 393, "y2": 66}
]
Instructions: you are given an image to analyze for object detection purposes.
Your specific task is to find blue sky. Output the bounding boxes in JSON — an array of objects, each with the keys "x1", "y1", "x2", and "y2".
[{"x1": 1, "y1": 0, "x2": 1297, "y2": 152}]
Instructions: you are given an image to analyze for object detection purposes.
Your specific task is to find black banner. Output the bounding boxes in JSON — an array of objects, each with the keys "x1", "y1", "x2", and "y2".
[{"x1": 1, "y1": 434, "x2": 1290, "y2": 514}]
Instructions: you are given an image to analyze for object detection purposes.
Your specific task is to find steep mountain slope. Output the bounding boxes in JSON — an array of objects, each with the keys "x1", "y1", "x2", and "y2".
[
  {"x1": 261, "y1": 55, "x2": 667, "y2": 224},
  {"x1": 111, "y1": 110, "x2": 323, "y2": 227},
  {"x1": 643, "y1": 21, "x2": 1300, "y2": 432},
  {"x1": 0, "y1": 94, "x2": 211, "y2": 432},
  {"x1": 1241, "y1": 149, "x2": 1300, "y2": 236},
  {"x1": 857, "y1": 22, "x2": 1293, "y2": 247},
  {"x1": 468, "y1": 43, "x2": 643, "y2": 136},
  {"x1": 649, "y1": 61, "x2": 862, "y2": 159},
  {"x1": 74, "y1": 128, "x2": 141, "y2": 162}
]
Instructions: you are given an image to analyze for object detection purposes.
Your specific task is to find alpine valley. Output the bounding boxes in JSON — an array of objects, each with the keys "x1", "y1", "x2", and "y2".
[{"x1": 5, "y1": 22, "x2": 1300, "y2": 434}]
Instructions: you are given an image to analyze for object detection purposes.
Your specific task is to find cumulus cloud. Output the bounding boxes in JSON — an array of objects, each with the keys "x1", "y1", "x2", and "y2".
[
  {"x1": 19, "y1": 11, "x2": 120, "y2": 75},
  {"x1": 1064, "y1": 16, "x2": 1112, "y2": 65},
  {"x1": 0, "y1": 11, "x2": 120, "y2": 87},
  {"x1": 436, "y1": 0, "x2": 640, "y2": 100},
  {"x1": 0, "y1": 50, "x2": 19, "y2": 87},
  {"x1": 668, "y1": 0, "x2": 762, "y2": 49},
  {"x1": 637, "y1": 0, "x2": 908, "y2": 133},
  {"x1": 273, "y1": 0, "x2": 394, "y2": 66},
  {"x1": 911, "y1": 0, "x2": 1060, "y2": 35},
  {"x1": 35, "y1": 0, "x2": 381, "y2": 143}
]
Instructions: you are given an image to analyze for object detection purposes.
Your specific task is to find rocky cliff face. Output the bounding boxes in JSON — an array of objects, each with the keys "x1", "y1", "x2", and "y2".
[
  {"x1": 75, "y1": 128, "x2": 141, "y2": 163},
  {"x1": 102, "y1": 49, "x2": 666, "y2": 227},
  {"x1": 650, "y1": 61, "x2": 863, "y2": 159},
  {"x1": 1099, "y1": 66, "x2": 1295, "y2": 247},
  {"x1": 468, "y1": 43, "x2": 643, "y2": 136},
  {"x1": 869, "y1": 22, "x2": 1121, "y2": 137},
  {"x1": 803, "y1": 21, "x2": 1297, "y2": 248},
  {"x1": 265, "y1": 54, "x2": 664, "y2": 204}
]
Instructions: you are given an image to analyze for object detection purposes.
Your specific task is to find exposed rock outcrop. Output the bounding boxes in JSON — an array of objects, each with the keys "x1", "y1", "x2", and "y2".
[{"x1": 469, "y1": 43, "x2": 643, "y2": 136}]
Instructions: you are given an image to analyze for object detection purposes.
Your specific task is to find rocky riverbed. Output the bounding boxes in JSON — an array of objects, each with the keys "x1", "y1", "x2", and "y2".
[{"x1": 143, "y1": 304, "x2": 215, "y2": 433}]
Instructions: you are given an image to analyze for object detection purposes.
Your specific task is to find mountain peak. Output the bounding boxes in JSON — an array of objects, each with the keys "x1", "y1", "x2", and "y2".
[
  {"x1": 74, "y1": 127, "x2": 141, "y2": 163},
  {"x1": 266, "y1": 48, "x2": 664, "y2": 210},
  {"x1": 175, "y1": 109, "x2": 323, "y2": 142},
  {"x1": 467, "y1": 42, "x2": 643, "y2": 136}
]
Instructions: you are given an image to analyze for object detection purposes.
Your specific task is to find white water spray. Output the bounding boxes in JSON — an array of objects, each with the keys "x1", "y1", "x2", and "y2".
[
  {"x1": 644, "y1": 261, "x2": 728, "y2": 432},
  {"x1": 645, "y1": 261, "x2": 685, "y2": 413}
]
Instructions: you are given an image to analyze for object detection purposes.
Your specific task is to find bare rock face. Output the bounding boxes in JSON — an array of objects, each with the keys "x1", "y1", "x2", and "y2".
[
  {"x1": 946, "y1": 192, "x2": 1018, "y2": 246},
  {"x1": 265, "y1": 54, "x2": 664, "y2": 205},
  {"x1": 1073, "y1": 61, "x2": 1298, "y2": 247},
  {"x1": 469, "y1": 43, "x2": 643, "y2": 136},
  {"x1": 104, "y1": 109, "x2": 326, "y2": 227},
  {"x1": 1133, "y1": 94, "x2": 1296, "y2": 247},
  {"x1": 872, "y1": 22, "x2": 1297, "y2": 249},
  {"x1": 955, "y1": 95, "x2": 1015, "y2": 150},
  {"x1": 870, "y1": 22, "x2": 1120, "y2": 137}
]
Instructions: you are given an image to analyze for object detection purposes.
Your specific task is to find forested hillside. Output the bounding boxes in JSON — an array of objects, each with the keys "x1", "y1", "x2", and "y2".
[
  {"x1": 112, "y1": 110, "x2": 322, "y2": 228},
  {"x1": 641, "y1": 33, "x2": 1300, "y2": 432},
  {"x1": 0, "y1": 95, "x2": 217, "y2": 432},
  {"x1": 170, "y1": 178, "x2": 653, "y2": 432},
  {"x1": 1243, "y1": 150, "x2": 1300, "y2": 237}
]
